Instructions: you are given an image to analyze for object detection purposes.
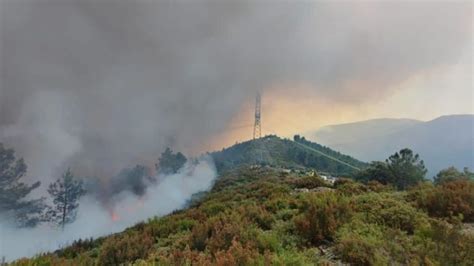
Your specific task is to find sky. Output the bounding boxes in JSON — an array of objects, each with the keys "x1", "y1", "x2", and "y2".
[
  {"x1": 209, "y1": 47, "x2": 472, "y2": 151},
  {"x1": 0, "y1": 0, "x2": 472, "y2": 179}
]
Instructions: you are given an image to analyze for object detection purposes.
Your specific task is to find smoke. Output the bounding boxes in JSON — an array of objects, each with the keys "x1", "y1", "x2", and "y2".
[
  {"x1": 0, "y1": 1, "x2": 470, "y2": 261},
  {"x1": 0, "y1": 157, "x2": 216, "y2": 261},
  {"x1": 0, "y1": 1, "x2": 471, "y2": 181}
]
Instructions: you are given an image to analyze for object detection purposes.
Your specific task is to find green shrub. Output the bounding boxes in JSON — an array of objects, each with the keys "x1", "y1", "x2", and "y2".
[
  {"x1": 366, "y1": 180, "x2": 393, "y2": 192},
  {"x1": 334, "y1": 178, "x2": 369, "y2": 195},
  {"x1": 240, "y1": 204, "x2": 274, "y2": 230},
  {"x1": 189, "y1": 222, "x2": 211, "y2": 252},
  {"x1": 335, "y1": 221, "x2": 389, "y2": 266},
  {"x1": 293, "y1": 192, "x2": 352, "y2": 245},
  {"x1": 254, "y1": 229, "x2": 282, "y2": 253},
  {"x1": 201, "y1": 201, "x2": 227, "y2": 217},
  {"x1": 411, "y1": 180, "x2": 474, "y2": 222},
  {"x1": 354, "y1": 193, "x2": 430, "y2": 234},
  {"x1": 424, "y1": 220, "x2": 474, "y2": 265},
  {"x1": 98, "y1": 231, "x2": 155, "y2": 265},
  {"x1": 291, "y1": 175, "x2": 329, "y2": 189},
  {"x1": 189, "y1": 213, "x2": 246, "y2": 254},
  {"x1": 214, "y1": 240, "x2": 263, "y2": 265},
  {"x1": 433, "y1": 166, "x2": 474, "y2": 185},
  {"x1": 270, "y1": 248, "x2": 318, "y2": 266},
  {"x1": 55, "y1": 238, "x2": 99, "y2": 259}
]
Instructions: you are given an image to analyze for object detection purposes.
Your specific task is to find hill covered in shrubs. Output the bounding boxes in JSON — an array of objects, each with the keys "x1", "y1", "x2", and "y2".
[
  {"x1": 13, "y1": 163, "x2": 474, "y2": 265},
  {"x1": 211, "y1": 135, "x2": 367, "y2": 176}
]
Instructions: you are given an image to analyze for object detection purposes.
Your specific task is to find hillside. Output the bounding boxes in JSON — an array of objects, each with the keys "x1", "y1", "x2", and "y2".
[
  {"x1": 311, "y1": 118, "x2": 421, "y2": 145},
  {"x1": 311, "y1": 115, "x2": 474, "y2": 176},
  {"x1": 211, "y1": 135, "x2": 367, "y2": 176},
  {"x1": 13, "y1": 167, "x2": 474, "y2": 265}
]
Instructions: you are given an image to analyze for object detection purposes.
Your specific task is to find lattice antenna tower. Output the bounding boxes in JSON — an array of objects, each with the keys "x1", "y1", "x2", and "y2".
[{"x1": 253, "y1": 92, "x2": 262, "y2": 139}]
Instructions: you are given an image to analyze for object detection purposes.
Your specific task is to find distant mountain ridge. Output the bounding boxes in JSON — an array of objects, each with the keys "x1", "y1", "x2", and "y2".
[
  {"x1": 210, "y1": 135, "x2": 367, "y2": 176},
  {"x1": 310, "y1": 114, "x2": 474, "y2": 177}
]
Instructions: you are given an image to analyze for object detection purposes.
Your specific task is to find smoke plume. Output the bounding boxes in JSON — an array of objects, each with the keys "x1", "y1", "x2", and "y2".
[
  {"x1": 0, "y1": 157, "x2": 216, "y2": 261},
  {"x1": 0, "y1": 1, "x2": 471, "y2": 181}
]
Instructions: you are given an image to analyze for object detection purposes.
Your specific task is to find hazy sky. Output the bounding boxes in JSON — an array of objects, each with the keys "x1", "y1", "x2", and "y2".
[
  {"x1": 211, "y1": 47, "x2": 472, "y2": 151},
  {"x1": 0, "y1": 0, "x2": 472, "y2": 178}
]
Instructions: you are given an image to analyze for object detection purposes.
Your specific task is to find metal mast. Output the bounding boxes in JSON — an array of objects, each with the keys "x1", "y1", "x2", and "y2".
[{"x1": 253, "y1": 92, "x2": 261, "y2": 139}]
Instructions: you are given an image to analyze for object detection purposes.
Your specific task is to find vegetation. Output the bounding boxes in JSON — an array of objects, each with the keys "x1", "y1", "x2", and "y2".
[
  {"x1": 355, "y1": 148, "x2": 427, "y2": 190},
  {"x1": 409, "y1": 179, "x2": 474, "y2": 222},
  {"x1": 3, "y1": 140, "x2": 473, "y2": 265},
  {"x1": 157, "y1": 148, "x2": 187, "y2": 175},
  {"x1": 12, "y1": 165, "x2": 474, "y2": 265},
  {"x1": 0, "y1": 143, "x2": 44, "y2": 227},
  {"x1": 211, "y1": 135, "x2": 367, "y2": 176},
  {"x1": 293, "y1": 135, "x2": 367, "y2": 171},
  {"x1": 45, "y1": 169, "x2": 86, "y2": 229},
  {"x1": 433, "y1": 166, "x2": 474, "y2": 185}
]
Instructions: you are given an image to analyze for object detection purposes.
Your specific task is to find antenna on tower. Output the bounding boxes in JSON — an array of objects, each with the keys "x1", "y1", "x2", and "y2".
[{"x1": 253, "y1": 92, "x2": 262, "y2": 139}]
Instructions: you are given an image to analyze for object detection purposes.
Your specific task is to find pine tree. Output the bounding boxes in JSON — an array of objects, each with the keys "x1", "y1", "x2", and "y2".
[
  {"x1": 45, "y1": 168, "x2": 86, "y2": 229},
  {"x1": 355, "y1": 148, "x2": 427, "y2": 190},
  {"x1": 156, "y1": 148, "x2": 187, "y2": 175},
  {"x1": 0, "y1": 143, "x2": 44, "y2": 227},
  {"x1": 386, "y1": 148, "x2": 427, "y2": 190}
]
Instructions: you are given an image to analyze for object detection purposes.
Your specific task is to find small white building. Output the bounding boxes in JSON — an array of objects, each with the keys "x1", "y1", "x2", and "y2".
[{"x1": 320, "y1": 175, "x2": 337, "y2": 184}]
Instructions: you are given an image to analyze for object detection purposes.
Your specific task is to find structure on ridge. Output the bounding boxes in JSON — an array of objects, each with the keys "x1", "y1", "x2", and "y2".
[{"x1": 253, "y1": 92, "x2": 261, "y2": 139}]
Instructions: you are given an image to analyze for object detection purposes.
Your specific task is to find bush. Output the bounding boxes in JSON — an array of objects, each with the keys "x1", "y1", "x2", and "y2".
[
  {"x1": 433, "y1": 166, "x2": 474, "y2": 185},
  {"x1": 366, "y1": 180, "x2": 393, "y2": 193},
  {"x1": 335, "y1": 219, "x2": 432, "y2": 265},
  {"x1": 293, "y1": 192, "x2": 352, "y2": 245},
  {"x1": 98, "y1": 231, "x2": 155, "y2": 265},
  {"x1": 240, "y1": 204, "x2": 274, "y2": 230},
  {"x1": 334, "y1": 178, "x2": 368, "y2": 195},
  {"x1": 189, "y1": 213, "x2": 246, "y2": 254},
  {"x1": 55, "y1": 238, "x2": 99, "y2": 259},
  {"x1": 270, "y1": 248, "x2": 318, "y2": 265},
  {"x1": 335, "y1": 221, "x2": 389, "y2": 266},
  {"x1": 354, "y1": 193, "x2": 430, "y2": 234},
  {"x1": 201, "y1": 201, "x2": 227, "y2": 217},
  {"x1": 411, "y1": 180, "x2": 474, "y2": 222},
  {"x1": 214, "y1": 240, "x2": 263, "y2": 265},
  {"x1": 426, "y1": 220, "x2": 474, "y2": 265},
  {"x1": 254, "y1": 229, "x2": 282, "y2": 253},
  {"x1": 189, "y1": 222, "x2": 211, "y2": 252},
  {"x1": 291, "y1": 175, "x2": 329, "y2": 189},
  {"x1": 206, "y1": 216, "x2": 245, "y2": 254}
]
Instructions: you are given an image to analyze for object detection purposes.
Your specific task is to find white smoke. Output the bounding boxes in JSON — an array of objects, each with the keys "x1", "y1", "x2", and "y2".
[
  {"x1": 0, "y1": 157, "x2": 217, "y2": 262},
  {"x1": 1, "y1": 90, "x2": 82, "y2": 182}
]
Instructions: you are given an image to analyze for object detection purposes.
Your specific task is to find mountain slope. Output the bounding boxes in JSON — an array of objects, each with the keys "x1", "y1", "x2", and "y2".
[
  {"x1": 210, "y1": 135, "x2": 367, "y2": 176},
  {"x1": 312, "y1": 118, "x2": 422, "y2": 146},
  {"x1": 13, "y1": 167, "x2": 474, "y2": 265},
  {"x1": 311, "y1": 114, "x2": 474, "y2": 176}
]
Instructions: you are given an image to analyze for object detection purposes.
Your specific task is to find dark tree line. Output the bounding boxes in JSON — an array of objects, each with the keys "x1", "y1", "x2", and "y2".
[{"x1": 1, "y1": 143, "x2": 188, "y2": 229}]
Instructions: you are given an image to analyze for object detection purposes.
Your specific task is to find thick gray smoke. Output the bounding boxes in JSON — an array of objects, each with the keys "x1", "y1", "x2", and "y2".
[
  {"x1": 0, "y1": 157, "x2": 216, "y2": 261},
  {"x1": 0, "y1": 1, "x2": 471, "y2": 181}
]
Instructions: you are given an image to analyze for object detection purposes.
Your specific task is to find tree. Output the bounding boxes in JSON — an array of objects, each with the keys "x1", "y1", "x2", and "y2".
[
  {"x1": 386, "y1": 149, "x2": 427, "y2": 190},
  {"x1": 45, "y1": 168, "x2": 86, "y2": 229},
  {"x1": 434, "y1": 166, "x2": 474, "y2": 185},
  {"x1": 156, "y1": 148, "x2": 187, "y2": 175},
  {"x1": 0, "y1": 143, "x2": 44, "y2": 227},
  {"x1": 355, "y1": 148, "x2": 427, "y2": 190}
]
